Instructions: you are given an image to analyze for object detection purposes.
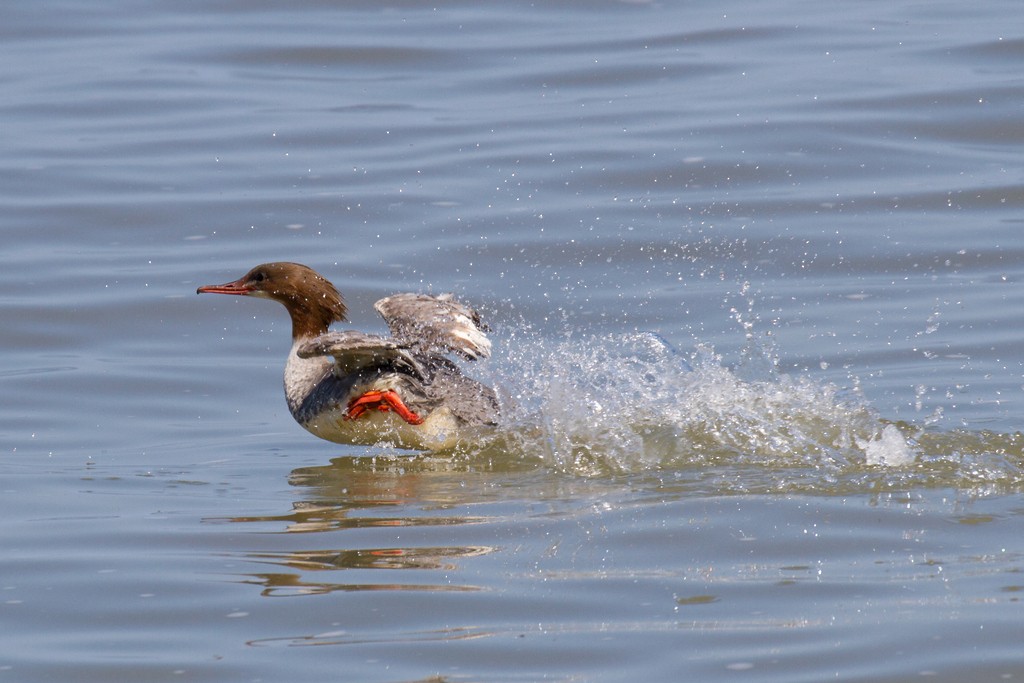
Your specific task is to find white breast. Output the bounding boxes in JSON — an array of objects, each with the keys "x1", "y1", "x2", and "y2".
[
  {"x1": 301, "y1": 404, "x2": 463, "y2": 451},
  {"x1": 283, "y1": 343, "x2": 333, "y2": 415}
]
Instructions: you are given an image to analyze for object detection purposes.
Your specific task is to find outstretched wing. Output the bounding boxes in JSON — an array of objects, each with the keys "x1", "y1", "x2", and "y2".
[
  {"x1": 374, "y1": 293, "x2": 492, "y2": 361},
  {"x1": 296, "y1": 330, "x2": 427, "y2": 380}
]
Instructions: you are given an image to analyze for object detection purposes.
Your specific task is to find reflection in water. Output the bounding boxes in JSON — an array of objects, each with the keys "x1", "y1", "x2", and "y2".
[
  {"x1": 222, "y1": 454, "x2": 511, "y2": 596},
  {"x1": 288, "y1": 450, "x2": 536, "y2": 506},
  {"x1": 224, "y1": 450, "x2": 537, "y2": 533},
  {"x1": 229, "y1": 500, "x2": 489, "y2": 534},
  {"x1": 247, "y1": 545, "x2": 494, "y2": 572},
  {"x1": 248, "y1": 626, "x2": 495, "y2": 648},
  {"x1": 242, "y1": 572, "x2": 479, "y2": 598},
  {"x1": 241, "y1": 545, "x2": 492, "y2": 597}
]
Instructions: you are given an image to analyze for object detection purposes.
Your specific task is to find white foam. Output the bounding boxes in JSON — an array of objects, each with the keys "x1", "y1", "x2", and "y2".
[
  {"x1": 492, "y1": 330, "x2": 912, "y2": 478},
  {"x1": 858, "y1": 424, "x2": 916, "y2": 467}
]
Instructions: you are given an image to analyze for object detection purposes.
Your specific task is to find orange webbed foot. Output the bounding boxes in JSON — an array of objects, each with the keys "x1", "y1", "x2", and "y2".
[{"x1": 345, "y1": 390, "x2": 425, "y2": 425}]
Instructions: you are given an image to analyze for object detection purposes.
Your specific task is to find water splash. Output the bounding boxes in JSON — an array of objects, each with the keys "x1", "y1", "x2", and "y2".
[
  {"x1": 489, "y1": 330, "x2": 879, "y2": 471},
  {"x1": 476, "y1": 327, "x2": 1024, "y2": 495}
]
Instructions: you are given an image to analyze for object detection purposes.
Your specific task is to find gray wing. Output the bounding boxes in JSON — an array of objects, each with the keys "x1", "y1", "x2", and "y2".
[
  {"x1": 374, "y1": 293, "x2": 492, "y2": 361},
  {"x1": 296, "y1": 330, "x2": 427, "y2": 380}
]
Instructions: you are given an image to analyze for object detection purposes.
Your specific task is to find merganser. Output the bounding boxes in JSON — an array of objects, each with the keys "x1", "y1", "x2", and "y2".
[{"x1": 197, "y1": 262, "x2": 499, "y2": 451}]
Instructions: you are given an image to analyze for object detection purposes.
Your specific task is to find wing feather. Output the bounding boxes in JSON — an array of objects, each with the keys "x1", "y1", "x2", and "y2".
[
  {"x1": 296, "y1": 330, "x2": 426, "y2": 380},
  {"x1": 374, "y1": 293, "x2": 492, "y2": 360}
]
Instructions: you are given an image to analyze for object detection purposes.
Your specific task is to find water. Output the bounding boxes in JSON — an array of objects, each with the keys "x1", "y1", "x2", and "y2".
[{"x1": 3, "y1": 1, "x2": 1024, "y2": 680}]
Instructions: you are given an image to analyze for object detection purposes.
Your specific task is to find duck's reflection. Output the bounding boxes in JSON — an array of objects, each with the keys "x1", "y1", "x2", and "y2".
[
  {"x1": 240, "y1": 546, "x2": 492, "y2": 597},
  {"x1": 222, "y1": 451, "x2": 532, "y2": 596}
]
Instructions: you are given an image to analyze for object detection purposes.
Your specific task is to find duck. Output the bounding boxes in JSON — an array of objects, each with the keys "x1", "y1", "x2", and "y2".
[{"x1": 197, "y1": 262, "x2": 499, "y2": 451}]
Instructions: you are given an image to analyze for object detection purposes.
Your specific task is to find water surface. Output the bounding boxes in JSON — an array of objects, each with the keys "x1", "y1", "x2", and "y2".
[{"x1": 2, "y1": 1, "x2": 1024, "y2": 681}]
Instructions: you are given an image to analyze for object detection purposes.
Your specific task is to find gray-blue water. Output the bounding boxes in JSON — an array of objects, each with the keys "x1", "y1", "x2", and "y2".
[{"x1": 3, "y1": 1, "x2": 1024, "y2": 681}]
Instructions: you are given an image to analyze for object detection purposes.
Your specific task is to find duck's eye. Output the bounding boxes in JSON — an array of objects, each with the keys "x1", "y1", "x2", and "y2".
[{"x1": 251, "y1": 271, "x2": 266, "y2": 283}]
